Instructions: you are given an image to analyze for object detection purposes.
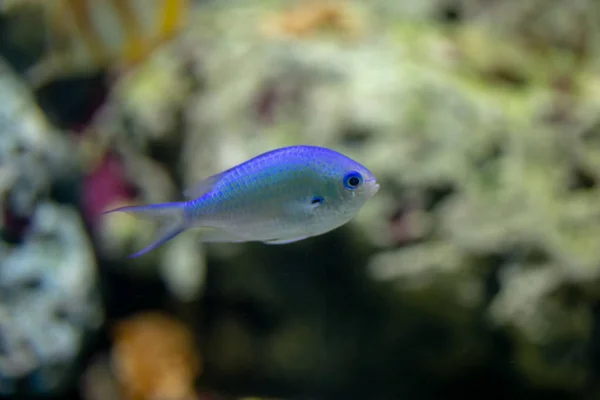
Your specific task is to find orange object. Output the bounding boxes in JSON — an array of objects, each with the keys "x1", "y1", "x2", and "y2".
[
  {"x1": 260, "y1": 0, "x2": 364, "y2": 40},
  {"x1": 111, "y1": 312, "x2": 201, "y2": 400}
]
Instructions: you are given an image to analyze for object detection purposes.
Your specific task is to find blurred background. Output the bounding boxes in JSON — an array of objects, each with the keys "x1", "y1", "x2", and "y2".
[{"x1": 1, "y1": 0, "x2": 600, "y2": 399}]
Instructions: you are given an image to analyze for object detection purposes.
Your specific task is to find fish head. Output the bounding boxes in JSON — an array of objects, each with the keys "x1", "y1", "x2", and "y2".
[
  {"x1": 314, "y1": 151, "x2": 379, "y2": 220},
  {"x1": 337, "y1": 163, "x2": 380, "y2": 204}
]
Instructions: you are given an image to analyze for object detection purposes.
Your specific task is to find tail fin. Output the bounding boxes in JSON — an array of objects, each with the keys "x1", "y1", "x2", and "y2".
[{"x1": 103, "y1": 202, "x2": 187, "y2": 258}]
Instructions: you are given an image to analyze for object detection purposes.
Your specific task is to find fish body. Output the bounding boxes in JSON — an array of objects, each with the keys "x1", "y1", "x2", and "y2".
[{"x1": 105, "y1": 145, "x2": 380, "y2": 258}]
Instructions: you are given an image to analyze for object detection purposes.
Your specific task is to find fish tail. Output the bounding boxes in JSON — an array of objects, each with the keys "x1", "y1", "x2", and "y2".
[{"x1": 103, "y1": 201, "x2": 187, "y2": 258}]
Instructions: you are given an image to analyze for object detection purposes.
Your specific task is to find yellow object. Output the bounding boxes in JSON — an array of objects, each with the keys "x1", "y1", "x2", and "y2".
[{"x1": 6, "y1": 0, "x2": 189, "y2": 87}]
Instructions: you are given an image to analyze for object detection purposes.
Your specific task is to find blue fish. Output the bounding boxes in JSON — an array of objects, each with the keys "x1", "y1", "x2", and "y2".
[{"x1": 104, "y1": 145, "x2": 380, "y2": 258}]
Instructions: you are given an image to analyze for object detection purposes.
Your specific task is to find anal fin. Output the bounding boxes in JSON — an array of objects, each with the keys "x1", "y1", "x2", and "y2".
[{"x1": 263, "y1": 236, "x2": 309, "y2": 245}]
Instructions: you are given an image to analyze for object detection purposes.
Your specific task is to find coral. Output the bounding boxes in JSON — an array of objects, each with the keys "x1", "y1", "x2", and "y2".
[
  {"x1": 1, "y1": 0, "x2": 192, "y2": 88},
  {"x1": 176, "y1": 0, "x2": 600, "y2": 394},
  {"x1": 111, "y1": 311, "x2": 201, "y2": 400},
  {"x1": 82, "y1": 152, "x2": 136, "y2": 226},
  {"x1": 487, "y1": 264, "x2": 591, "y2": 389},
  {"x1": 460, "y1": 0, "x2": 600, "y2": 61},
  {"x1": 0, "y1": 57, "x2": 76, "y2": 219},
  {"x1": 0, "y1": 56, "x2": 102, "y2": 396},
  {"x1": 259, "y1": 0, "x2": 366, "y2": 40},
  {"x1": 43, "y1": 0, "x2": 600, "y2": 397},
  {"x1": 87, "y1": 40, "x2": 195, "y2": 151},
  {"x1": 0, "y1": 201, "x2": 103, "y2": 395},
  {"x1": 362, "y1": 19, "x2": 600, "y2": 394}
]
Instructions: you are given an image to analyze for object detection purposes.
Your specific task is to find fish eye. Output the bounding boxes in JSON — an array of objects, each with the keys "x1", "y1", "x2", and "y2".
[{"x1": 343, "y1": 171, "x2": 363, "y2": 190}]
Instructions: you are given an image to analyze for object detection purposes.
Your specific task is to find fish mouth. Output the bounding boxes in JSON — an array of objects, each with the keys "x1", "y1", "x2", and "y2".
[
  {"x1": 371, "y1": 182, "x2": 380, "y2": 195},
  {"x1": 365, "y1": 178, "x2": 380, "y2": 195}
]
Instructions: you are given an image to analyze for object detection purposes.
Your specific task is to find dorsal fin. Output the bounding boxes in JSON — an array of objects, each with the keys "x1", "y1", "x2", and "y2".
[{"x1": 182, "y1": 170, "x2": 227, "y2": 199}]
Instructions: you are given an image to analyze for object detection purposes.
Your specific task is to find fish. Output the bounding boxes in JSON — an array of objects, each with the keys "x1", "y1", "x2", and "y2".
[
  {"x1": 104, "y1": 145, "x2": 380, "y2": 258},
  {"x1": 2, "y1": 0, "x2": 189, "y2": 87}
]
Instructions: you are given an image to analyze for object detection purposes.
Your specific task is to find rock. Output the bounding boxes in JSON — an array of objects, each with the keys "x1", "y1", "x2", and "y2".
[{"x1": 0, "y1": 201, "x2": 102, "y2": 395}]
